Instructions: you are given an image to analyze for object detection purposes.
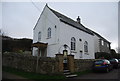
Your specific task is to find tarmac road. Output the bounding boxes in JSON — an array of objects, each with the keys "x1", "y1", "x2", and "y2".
[{"x1": 72, "y1": 68, "x2": 120, "y2": 81}]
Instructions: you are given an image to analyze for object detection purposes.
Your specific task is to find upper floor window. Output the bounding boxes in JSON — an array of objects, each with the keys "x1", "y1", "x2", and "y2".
[
  {"x1": 84, "y1": 41, "x2": 88, "y2": 53},
  {"x1": 107, "y1": 43, "x2": 109, "y2": 48},
  {"x1": 71, "y1": 37, "x2": 76, "y2": 51},
  {"x1": 38, "y1": 31, "x2": 41, "y2": 41},
  {"x1": 101, "y1": 40, "x2": 104, "y2": 46},
  {"x1": 47, "y1": 27, "x2": 51, "y2": 38}
]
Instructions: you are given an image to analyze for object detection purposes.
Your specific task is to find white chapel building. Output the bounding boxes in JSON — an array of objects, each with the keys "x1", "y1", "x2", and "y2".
[{"x1": 32, "y1": 4, "x2": 111, "y2": 59}]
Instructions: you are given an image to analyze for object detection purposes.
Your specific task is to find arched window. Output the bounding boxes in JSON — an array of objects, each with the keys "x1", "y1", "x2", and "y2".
[
  {"x1": 47, "y1": 27, "x2": 51, "y2": 38},
  {"x1": 38, "y1": 32, "x2": 41, "y2": 41},
  {"x1": 84, "y1": 41, "x2": 88, "y2": 53},
  {"x1": 71, "y1": 37, "x2": 76, "y2": 50}
]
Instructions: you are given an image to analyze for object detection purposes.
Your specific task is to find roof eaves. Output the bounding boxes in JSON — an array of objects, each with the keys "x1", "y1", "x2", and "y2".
[
  {"x1": 33, "y1": 4, "x2": 48, "y2": 30},
  {"x1": 92, "y1": 31, "x2": 110, "y2": 43}
]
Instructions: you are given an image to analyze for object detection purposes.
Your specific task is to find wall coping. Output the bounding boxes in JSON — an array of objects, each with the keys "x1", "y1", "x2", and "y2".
[
  {"x1": 67, "y1": 55, "x2": 74, "y2": 57},
  {"x1": 55, "y1": 54, "x2": 63, "y2": 56}
]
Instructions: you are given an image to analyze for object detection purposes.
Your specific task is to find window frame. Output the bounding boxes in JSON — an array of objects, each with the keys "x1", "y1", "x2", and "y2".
[
  {"x1": 38, "y1": 31, "x2": 41, "y2": 41},
  {"x1": 84, "y1": 41, "x2": 88, "y2": 53},
  {"x1": 71, "y1": 37, "x2": 76, "y2": 51},
  {"x1": 107, "y1": 43, "x2": 109, "y2": 48},
  {"x1": 47, "y1": 27, "x2": 51, "y2": 39},
  {"x1": 101, "y1": 40, "x2": 104, "y2": 46}
]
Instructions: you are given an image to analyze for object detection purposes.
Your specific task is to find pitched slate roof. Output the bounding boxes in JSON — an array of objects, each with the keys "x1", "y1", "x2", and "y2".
[
  {"x1": 91, "y1": 30, "x2": 111, "y2": 43},
  {"x1": 47, "y1": 5, "x2": 94, "y2": 35},
  {"x1": 47, "y1": 5, "x2": 111, "y2": 43}
]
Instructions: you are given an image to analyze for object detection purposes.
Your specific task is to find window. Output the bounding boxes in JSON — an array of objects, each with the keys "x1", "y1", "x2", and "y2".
[
  {"x1": 47, "y1": 27, "x2": 51, "y2": 38},
  {"x1": 38, "y1": 32, "x2": 41, "y2": 41},
  {"x1": 71, "y1": 37, "x2": 76, "y2": 51},
  {"x1": 101, "y1": 40, "x2": 104, "y2": 45},
  {"x1": 84, "y1": 41, "x2": 88, "y2": 53},
  {"x1": 107, "y1": 43, "x2": 109, "y2": 48}
]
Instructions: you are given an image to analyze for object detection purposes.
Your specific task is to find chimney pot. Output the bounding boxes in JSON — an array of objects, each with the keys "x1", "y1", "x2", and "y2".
[{"x1": 77, "y1": 16, "x2": 80, "y2": 24}]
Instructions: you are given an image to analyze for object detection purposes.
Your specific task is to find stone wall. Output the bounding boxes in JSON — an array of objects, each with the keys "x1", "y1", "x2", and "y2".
[
  {"x1": 2, "y1": 53, "x2": 98, "y2": 74},
  {"x1": 74, "y1": 59, "x2": 97, "y2": 72},
  {"x1": 2, "y1": 53, "x2": 60, "y2": 74}
]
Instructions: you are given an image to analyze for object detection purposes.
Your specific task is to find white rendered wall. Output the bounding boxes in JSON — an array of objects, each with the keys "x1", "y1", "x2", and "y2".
[
  {"x1": 33, "y1": 5, "x2": 61, "y2": 57},
  {"x1": 59, "y1": 22, "x2": 95, "y2": 59},
  {"x1": 33, "y1": 5, "x2": 95, "y2": 59}
]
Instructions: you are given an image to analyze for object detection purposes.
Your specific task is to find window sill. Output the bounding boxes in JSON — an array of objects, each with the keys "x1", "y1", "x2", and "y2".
[
  {"x1": 71, "y1": 51, "x2": 77, "y2": 53},
  {"x1": 85, "y1": 52, "x2": 89, "y2": 55},
  {"x1": 46, "y1": 37, "x2": 51, "y2": 39}
]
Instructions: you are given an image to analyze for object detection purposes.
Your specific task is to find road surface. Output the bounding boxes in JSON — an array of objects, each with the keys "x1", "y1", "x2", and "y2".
[{"x1": 72, "y1": 69, "x2": 120, "y2": 81}]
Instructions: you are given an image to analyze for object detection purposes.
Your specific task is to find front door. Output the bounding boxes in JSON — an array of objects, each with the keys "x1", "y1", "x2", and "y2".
[
  {"x1": 63, "y1": 50, "x2": 68, "y2": 70},
  {"x1": 80, "y1": 52, "x2": 82, "y2": 58}
]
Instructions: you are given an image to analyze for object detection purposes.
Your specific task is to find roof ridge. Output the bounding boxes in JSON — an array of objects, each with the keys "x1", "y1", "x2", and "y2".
[{"x1": 47, "y1": 5, "x2": 75, "y2": 21}]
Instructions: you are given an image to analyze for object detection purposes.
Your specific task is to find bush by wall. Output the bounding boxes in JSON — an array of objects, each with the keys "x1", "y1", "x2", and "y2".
[{"x1": 95, "y1": 52, "x2": 112, "y2": 59}]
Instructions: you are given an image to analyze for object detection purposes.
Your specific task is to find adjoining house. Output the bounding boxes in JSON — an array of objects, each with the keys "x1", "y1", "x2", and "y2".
[{"x1": 32, "y1": 4, "x2": 111, "y2": 59}]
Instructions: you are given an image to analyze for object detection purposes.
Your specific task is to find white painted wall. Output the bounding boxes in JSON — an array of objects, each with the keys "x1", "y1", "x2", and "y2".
[
  {"x1": 33, "y1": 5, "x2": 95, "y2": 59},
  {"x1": 59, "y1": 22, "x2": 95, "y2": 59},
  {"x1": 33, "y1": 5, "x2": 61, "y2": 57}
]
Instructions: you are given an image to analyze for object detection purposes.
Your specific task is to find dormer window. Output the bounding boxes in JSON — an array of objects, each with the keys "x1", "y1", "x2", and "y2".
[{"x1": 47, "y1": 27, "x2": 51, "y2": 39}]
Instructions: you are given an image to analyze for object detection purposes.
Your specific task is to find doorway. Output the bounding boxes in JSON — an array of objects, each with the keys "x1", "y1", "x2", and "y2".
[{"x1": 63, "y1": 50, "x2": 68, "y2": 70}]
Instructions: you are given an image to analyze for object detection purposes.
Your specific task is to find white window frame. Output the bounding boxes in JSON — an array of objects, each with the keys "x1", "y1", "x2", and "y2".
[
  {"x1": 101, "y1": 40, "x2": 104, "y2": 46},
  {"x1": 107, "y1": 43, "x2": 109, "y2": 48}
]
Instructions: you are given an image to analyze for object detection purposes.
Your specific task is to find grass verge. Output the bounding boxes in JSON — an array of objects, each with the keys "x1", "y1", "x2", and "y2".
[{"x1": 3, "y1": 66, "x2": 66, "y2": 80}]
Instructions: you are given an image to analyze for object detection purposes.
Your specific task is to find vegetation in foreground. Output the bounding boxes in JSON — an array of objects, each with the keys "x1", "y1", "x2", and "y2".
[
  {"x1": 3, "y1": 66, "x2": 92, "y2": 80},
  {"x1": 3, "y1": 66, "x2": 65, "y2": 80}
]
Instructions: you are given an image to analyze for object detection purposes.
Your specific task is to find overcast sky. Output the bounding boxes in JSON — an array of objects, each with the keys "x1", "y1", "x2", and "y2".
[{"x1": 2, "y1": 2, "x2": 118, "y2": 50}]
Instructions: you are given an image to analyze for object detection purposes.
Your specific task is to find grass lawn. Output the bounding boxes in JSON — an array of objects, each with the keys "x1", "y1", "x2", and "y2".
[{"x1": 3, "y1": 66, "x2": 66, "y2": 80}]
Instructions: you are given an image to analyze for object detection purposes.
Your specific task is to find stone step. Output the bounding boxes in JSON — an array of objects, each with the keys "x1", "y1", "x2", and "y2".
[
  {"x1": 63, "y1": 72, "x2": 71, "y2": 75},
  {"x1": 66, "y1": 74, "x2": 78, "y2": 78},
  {"x1": 63, "y1": 70, "x2": 70, "y2": 72}
]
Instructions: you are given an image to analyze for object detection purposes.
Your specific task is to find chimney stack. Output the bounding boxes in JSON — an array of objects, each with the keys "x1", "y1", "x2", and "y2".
[{"x1": 77, "y1": 16, "x2": 80, "y2": 24}]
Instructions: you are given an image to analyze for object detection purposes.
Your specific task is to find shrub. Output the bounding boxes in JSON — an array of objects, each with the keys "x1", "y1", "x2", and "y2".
[{"x1": 95, "y1": 52, "x2": 112, "y2": 59}]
